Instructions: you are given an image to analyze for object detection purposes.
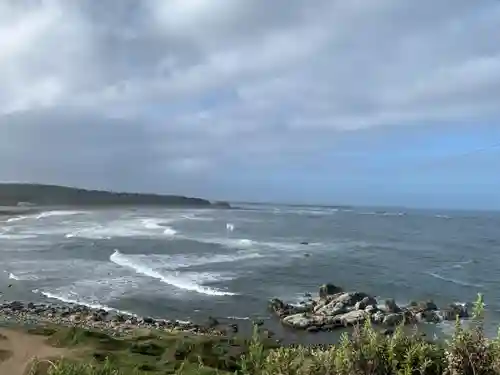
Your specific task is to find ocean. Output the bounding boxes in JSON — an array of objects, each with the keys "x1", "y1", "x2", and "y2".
[{"x1": 1, "y1": 204, "x2": 499, "y2": 344}]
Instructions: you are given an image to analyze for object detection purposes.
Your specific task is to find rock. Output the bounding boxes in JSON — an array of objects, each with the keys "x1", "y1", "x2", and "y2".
[
  {"x1": 355, "y1": 296, "x2": 378, "y2": 310},
  {"x1": 253, "y1": 319, "x2": 264, "y2": 326},
  {"x1": 282, "y1": 313, "x2": 321, "y2": 329},
  {"x1": 315, "y1": 301, "x2": 348, "y2": 316},
  {"x1": 384, "y1": 299, "x2": 401, "y2": 313},
  {"x1": 318, "y1": 284, "x2": 343, "y2": 299},
  {"x1": 228, "y1": 323, "x2": 238, "y2": 333},
  {"x1": 142, "y1": 317, "x2": 155, "y2": 325},
  {"x1": 316, "y1": 292, "x2": 370, "y2": 315},
  {"x1": 206, "y1": 316, "x2": 219, "y2": 328},
  {"x1": 408, "y1": 300, "x2": 438, "y2": 313},
  {"x1": 382, "y1": 328, "x2": 394, "y2": 336},
  {"x1": 69, "y1": 314, "x2": 81, "y2": 323},
  {"x1": 442, "y1": 303, "x2": 469, "y2": 321},
  {"x1": 383, "y1": 313, "x2": 403, "y2": 326},
  {"x1": 306, "y1": 326, "x2": 320, "y2": 333},
  {"x1": 373, "y1": 311, "x2": 387, "y2": 324},
  {"x1": 417, "y1": 310, "x2": 441, "y2": 323},
  {"x1": 337, "y1": 310, "x2": 368, "y2": 326}
]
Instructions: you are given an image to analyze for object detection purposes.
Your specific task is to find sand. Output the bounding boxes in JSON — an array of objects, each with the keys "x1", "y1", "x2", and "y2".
[{"x1": 0, "y1": 328, "x2": 70, "y2": 375}]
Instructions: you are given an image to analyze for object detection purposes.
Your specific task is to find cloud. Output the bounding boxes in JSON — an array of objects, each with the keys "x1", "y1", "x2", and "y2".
[{"x1": 0, "y1": 0, "x2": 499, "y2": 203}]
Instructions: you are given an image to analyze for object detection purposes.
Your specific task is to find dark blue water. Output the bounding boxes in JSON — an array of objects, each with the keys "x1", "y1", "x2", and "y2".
[{"x1": 1, "y1": 204, "x2": 499, "y2": 343}]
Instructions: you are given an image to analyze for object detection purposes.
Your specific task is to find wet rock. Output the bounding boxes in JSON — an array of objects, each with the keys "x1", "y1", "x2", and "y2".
[
  {"x1": 442, "y1": 303, "x2": 469, "y2": 320},
  {"x1": 384, "y1": 299, "x2": 401, "y2": 313},
  {"x1": 355, "y1": 296, "x2": 378, "y2": 310},
  {"x1": 383, "y1": 313, "x2": 404, "y2": 326},
  {"x1": 382, "y1": 328, "x2": 394, "y2": 336},
  {"x1": 318, "y1": 283, "x2": 344, "y2": 299},
  {"x1": 206, "y1": 316, "x2": 219, "y2": 328}
]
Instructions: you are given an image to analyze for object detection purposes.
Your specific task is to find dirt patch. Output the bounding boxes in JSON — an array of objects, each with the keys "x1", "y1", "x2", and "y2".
[{"x1": 0, "y1": 328, "x2": 71, "y2": 375}]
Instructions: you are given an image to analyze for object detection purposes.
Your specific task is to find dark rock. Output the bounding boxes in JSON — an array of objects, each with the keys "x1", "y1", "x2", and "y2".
[
  {"x1": 383, "y1": 313, "x2": 404, "y2": 326},
  {"x1": 307, "y1": 326, "x2": 320, "y2": 333},
  {"x1": 206, "y1": 316, "x2": 219, "y2": 328},
  {"x1": 442, "y1": 303, "x2": 469, "y2": 321},
  {"x1": 142, "y1": 317, "x2": 155, "y2": 325},
  {"x1": 253, "y1": 319, "x2": 264, "y2": 326},
  {"x1": 228, "y1": 323, "x2": 238, "y2": 333},
  {"x1": 382, "y1": 328, "x2": 394, "y2": 336},
  {"x1": 384, "y1": 299, "x2": 401, "y2": 313},
  {"x1": 355, "y1": 296, "x2": 378, "y2": 310},
  {"x1": 318, "y1": 283, "x2": 343, "y2": 299}
]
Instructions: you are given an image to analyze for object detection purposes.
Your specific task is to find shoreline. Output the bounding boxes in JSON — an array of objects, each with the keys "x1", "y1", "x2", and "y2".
[{"x1": 0, "y1": 300, "x2": 239, "y2": 338}]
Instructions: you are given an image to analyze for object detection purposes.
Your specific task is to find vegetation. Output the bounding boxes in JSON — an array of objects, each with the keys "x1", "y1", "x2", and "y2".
[
  {"x1": 24, "y1": 293, "x2": 500, "y2": 375},
  {"x1": 0, "y1": 183, "x2": 230, "y2": 208}
]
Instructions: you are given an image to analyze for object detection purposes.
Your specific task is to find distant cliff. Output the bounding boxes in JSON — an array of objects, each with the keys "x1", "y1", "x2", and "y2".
[{"x1": 0, "y1": 183, "x2": 230, "y2": 208}]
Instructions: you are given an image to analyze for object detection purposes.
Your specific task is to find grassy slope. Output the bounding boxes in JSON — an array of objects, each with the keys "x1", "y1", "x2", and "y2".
[{"x1": 26, "y1": 324, "x2": 279, "y2": 375}]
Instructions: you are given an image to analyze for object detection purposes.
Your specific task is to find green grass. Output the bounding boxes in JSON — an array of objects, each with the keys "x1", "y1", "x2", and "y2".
[{"x1": 28, "y1": 293, "x2": 500, "y2": 375}]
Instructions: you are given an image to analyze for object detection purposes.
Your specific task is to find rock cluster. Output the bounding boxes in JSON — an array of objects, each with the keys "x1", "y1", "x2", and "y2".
[
  {"x1": 0, "y1": 301, "x2": 228, "y2": 336},
  {"x1": 269, "y1": 283, "x2": 471, "y2": 332}
]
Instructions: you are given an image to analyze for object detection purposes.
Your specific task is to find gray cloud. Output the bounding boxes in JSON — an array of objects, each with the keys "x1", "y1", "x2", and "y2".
[{"x1": 0, "y1": 0, "x2": 499, "y2": 200}]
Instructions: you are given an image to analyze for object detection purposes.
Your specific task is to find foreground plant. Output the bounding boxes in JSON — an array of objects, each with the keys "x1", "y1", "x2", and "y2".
[{"x1": 28, "y1": 293, "x2": 500, "y2": 375}]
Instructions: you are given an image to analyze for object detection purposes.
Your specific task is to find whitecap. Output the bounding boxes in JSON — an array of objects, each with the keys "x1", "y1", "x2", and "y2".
[
  {"x1": 0, "y1": 233, "x2": 38, "y2": 240},
  {"x1": 36, "y1": 210, "x2": 86, "y2": 219},
  {"x1": 8, "y1": 272, "x2": 21, "y2": 281},
  {"x1": 35, "y1": 290, "x2": 135, "y2": 315},
  {"x1": 109, "y1": 250, "x2": 236, "y2": 296},
  {"x1": 163, "y1": 226, "x2": 177, "y2": 236},
  {"x1": 226, "y1": 223, "x2": 235, "y2": 232},
  {"x1": 425, "y1": 271, "x2": 483, "y2": 288},
  {"x1": 6, "y1": 216, "x2": 29, "y2": 223}
]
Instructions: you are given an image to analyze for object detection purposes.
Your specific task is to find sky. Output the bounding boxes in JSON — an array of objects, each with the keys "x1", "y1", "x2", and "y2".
[{"x1": 0, "y1": 0, "x2": 500, "y2": 210}]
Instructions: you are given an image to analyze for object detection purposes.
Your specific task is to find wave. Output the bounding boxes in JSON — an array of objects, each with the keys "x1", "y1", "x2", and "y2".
[
  {"x1": 150, "y1": 252, "x2": 263, "y2": 270},
  {"x1": 189, "y1": 236, "x2": 317, "y2": 253},
  {"x1": 359, "y1": 211, "x2": 406, "y2": 217},
  {"x1": 425, "y1": 271, "x2": 483, "y2": 288},
  {"x1": 163, "y1": 227, "x2": 177, "y2": 236},
  {"x1": 226, "y1": 223, "x2": 235, "y2": 232},
  {"x1": 36, "y1": 210, "x2": 86, "y2": 219},
  {"x1": 65, "y1": 217, "x2": 178, "y2": 239},
  {"x1": 226, "y1": 316, "x2": 251, "y2": 320},
  {"x1": 35, "y1": 289, "x2": 135, "y2": 315},
  {"x1": 0, "y1": 233, "x2": 38, "y2": 240},
  {"x1": 109, "y1": 250, "x2": 236, "y2": 296},
  {"x1": 8, "y1": 272, "x2": 21, "y2": 281},
  {"x1": 6, "y1": 216, "x2": 29, "y2": 223},
  {"x1": 435, "y1": 215, "x2": 452, "y2": 219}
]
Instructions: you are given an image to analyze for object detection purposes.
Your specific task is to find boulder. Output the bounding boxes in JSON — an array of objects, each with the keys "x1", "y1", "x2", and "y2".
[
  {"x1": 384, "y1": 299, "x2": 401, "y2": 313},
  {"x1": 416, "y1": 310, "x2": 441, "y2": 323},
  {"x1": 315, "y1": 301, "x2": 349, "y2": 316},
  {"x1": 318, "y1": 284, "x2": 343, "y2": 299},
  {"x1": 442, "y1": 303, "x2": 469, "y2": 321},
  {"x1": 383, "y1": 313, "x2": 404, "y2": 326},
  {"x1": 337, "y1": 310, "x2": 368, "y2": 326},
  {"x1": 355, "y1": 296, "x2": 378, "y2": 310},
  {"x1": 206, "y1": 316, "x2": 219, "y2": 328},
  {"x1": 282, "y1": 314, "x2": 320, "y2": 329},
  {"x1": 408, "y1": 300, "x2": 438, "y2": 313}
]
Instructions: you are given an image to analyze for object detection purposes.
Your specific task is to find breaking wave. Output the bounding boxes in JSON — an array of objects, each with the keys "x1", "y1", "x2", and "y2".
[
  {"x1": 36, "y1": 210, "x2": 86, "y2": 219},
  {"x1": 35, "y1": 290, "x2": 135, "y2": 315},
  {"x1": 109, "y1": 250, "x2": 236, "y2": 296}
]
